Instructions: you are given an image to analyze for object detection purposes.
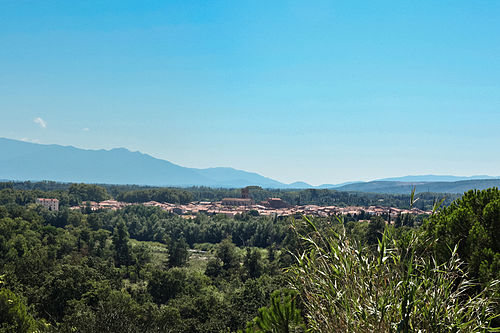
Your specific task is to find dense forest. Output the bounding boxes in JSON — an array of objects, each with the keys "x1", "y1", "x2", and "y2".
[{"x1": 0, "y1": 183, "x2": 498, "y2": 332}]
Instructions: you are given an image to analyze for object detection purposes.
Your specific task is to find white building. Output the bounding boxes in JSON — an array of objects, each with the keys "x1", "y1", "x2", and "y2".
[{"x1": 36, "y1": 198, "x2": 59, "y2": 211}]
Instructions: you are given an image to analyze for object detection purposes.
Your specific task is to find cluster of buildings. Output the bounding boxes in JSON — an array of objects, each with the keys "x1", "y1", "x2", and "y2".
[
  {"x1": 140, "y1": 200, "x2": 427, "y2": 219},
  {"x1": 72, "y1": 199, "x2": 130, "y2": 211},
  {"x1": 39, "y1": 187, "x2": 429, "y2": 219},
  {"x1": 36, "y1": 198, "x2": 130, "y2": 212},
  {"x1": 62, "y1": 194, "x2": 427, "y2": 219}
]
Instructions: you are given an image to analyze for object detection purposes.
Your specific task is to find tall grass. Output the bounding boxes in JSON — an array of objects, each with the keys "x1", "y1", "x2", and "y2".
[{"x1": 288, "y1": 217, "x2": 499, "y2": 332}]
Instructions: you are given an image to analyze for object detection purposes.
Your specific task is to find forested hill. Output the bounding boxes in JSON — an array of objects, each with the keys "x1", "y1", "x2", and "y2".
[{"x1": 334, "y1": 179, "x2": 500, "y2": 194}]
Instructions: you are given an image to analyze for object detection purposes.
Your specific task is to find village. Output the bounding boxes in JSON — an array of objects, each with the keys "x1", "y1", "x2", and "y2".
[{"x1": 59, "y1": 187, "x2": 430, "y2": 219}]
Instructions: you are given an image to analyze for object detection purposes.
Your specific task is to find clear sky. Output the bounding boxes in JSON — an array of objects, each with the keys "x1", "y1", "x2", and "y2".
[{"x1": 1, "y1": 1, "x2": 499, "y2": 185}]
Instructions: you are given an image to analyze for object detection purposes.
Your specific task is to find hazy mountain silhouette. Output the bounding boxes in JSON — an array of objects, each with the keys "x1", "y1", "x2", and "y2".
[
  {"x1": 0, "y1": 138, "x2": 285, "y2": 188},
  {"x1": 288, "y1": 181, "x2": 314, "y2": 189},
  {"x1": 1, "y1": 138, "x2": 497, "y2": 192},
  {"x1": 378, "y1": 175, "x2": 498, "y2": 182},
  {"x1": 334, "y1": 179, "x2": 500, "y2": 194}
]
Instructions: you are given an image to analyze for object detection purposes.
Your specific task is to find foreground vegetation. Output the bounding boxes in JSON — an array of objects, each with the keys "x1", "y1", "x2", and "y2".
[{"x1": 0, "y1": 184, "x2": 498, "y2": 332}]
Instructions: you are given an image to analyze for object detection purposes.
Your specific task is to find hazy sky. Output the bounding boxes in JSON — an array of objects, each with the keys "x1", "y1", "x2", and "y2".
[{"x1": 1, "y1": 1, "x2": 499, "y2": 185}]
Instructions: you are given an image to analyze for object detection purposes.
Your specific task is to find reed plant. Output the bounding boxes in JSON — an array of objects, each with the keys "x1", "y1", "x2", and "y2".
[{"x1": 289, "y1": 217, "x2": 499, "y2": 332}]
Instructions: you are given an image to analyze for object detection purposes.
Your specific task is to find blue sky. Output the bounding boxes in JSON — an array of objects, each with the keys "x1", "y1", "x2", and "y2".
[{"x1": 1, "y1": 1, "x2": 499, "y2": 185}]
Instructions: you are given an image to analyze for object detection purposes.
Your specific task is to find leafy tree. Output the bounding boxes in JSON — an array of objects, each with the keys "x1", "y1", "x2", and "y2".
[
  {"x1": 230, "y1": 275, "x2": 286, "y2": 332},
  {"x1": 112, "y1": 219, "x2": 132, "y2": 267},
  {"x1": 62, "y1": 288, "x2": 171, "y2": 333},
  {"x1": 40, "y1": 264, "x2": 98, "y2": 321},
  {"x1": 205, "y1": 258, "x2": 223, "y2": 278},
  {"x1": 425, "y1": 188, "x2": 500, "y2": 284},
  {"x1": 148, "y1": 268, "x2": 209, "y2": 306},
  {"x1": 0, "y1": 287, "x2": 38, "y2": 333},
  {"x1": 168, "y1": 237, "x2": 190, "y2": 268},
  {"x1": 243, "y1": 248, "x2": 264, "y2": 279},
  {"x1": 216, "y1": 238, "x2": 240, "y2": 273},
  {"x1": 395, "y1": 213, "x2": 415, "y2": 228}
]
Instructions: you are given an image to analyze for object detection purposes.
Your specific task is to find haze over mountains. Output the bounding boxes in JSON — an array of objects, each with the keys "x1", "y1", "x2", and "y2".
[
  {"x1": 378, "y1": 175, "x2": 499, "y2": 182},
  {"x1": 0, "y1": 138, "x2": 284, "y2": 188},
  {"x1": 1, "y1": 138, "x2": 498, "y2": 193}
]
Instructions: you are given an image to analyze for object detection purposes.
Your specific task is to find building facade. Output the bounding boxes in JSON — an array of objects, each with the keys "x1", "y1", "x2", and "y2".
[
  {"x1": 36, "y1": 198, "x2": 59, "y2": 211},
  {"x1": 221, "y1": 198, "x2": 253, "y2": 206}
]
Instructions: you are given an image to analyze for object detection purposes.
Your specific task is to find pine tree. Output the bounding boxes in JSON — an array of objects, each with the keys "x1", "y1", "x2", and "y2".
[{"x1": 112, "y1": 219, "x2": 132, "y2": 267}]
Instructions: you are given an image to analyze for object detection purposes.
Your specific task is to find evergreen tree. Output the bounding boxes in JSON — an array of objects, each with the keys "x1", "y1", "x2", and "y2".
[
  {"x1": 240, "y1": 290, "x2": 305, "y2": 333},
  {"x1": 244, "y1": 248, "x2": 264, "y2": 279},
  {"x1": 217, "y1": 238, "x2": 240, "y2": 272},
  {"x1": 168, "y1": 237, "x2": 189, "y2": 267},
  {"x1": 426, "y1": 188, "x2": 500, "y2": 284},
  {"x1": 112, "y1": 219, "x2": 132, "y2": 267}
]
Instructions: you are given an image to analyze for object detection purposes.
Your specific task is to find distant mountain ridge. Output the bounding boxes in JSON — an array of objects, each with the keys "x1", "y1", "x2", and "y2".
[
  {"x1": 0, "y1": 138, "x2": 285, "y2": 188},
  {"x1": 0, "y1": 138, "x2": 498, "y2": 193},
  {"x1": 334, "y1": 179, "x2": 500, "y2": 194},
  {"x1": 378, "y1": 175, "x2": 499, "y2": 182}
]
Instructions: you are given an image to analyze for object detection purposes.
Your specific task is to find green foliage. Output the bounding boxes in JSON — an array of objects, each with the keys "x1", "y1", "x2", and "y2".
[
  {"x1": 425, "y1": 188, "x2": 500, "y2": 284},
  {"x1": 112, "y1": 219, "x2": 132, "y2": 267},
  {"x1": 366, "y1": 215, "x2": 386, "y2": 245},
  {"x1": 289, "y1": 217, "x2": 499, "y2": 332},
  {"x1": 147, "y1": 268, "x2": 208, "y2": 305},
  {"x1": 61, "y1": 288, "x2": 179, "y2": 333},
  {"x1": 116, "y1": 188, "x2": 193, "y2": 204},
  {"x1": 205, "y1": 238, "x2": 241, "y2": 278},
  {"x1": 40, "y1": 264, "x2": 100, "y2": 321},
  {"x1": 87, "y1": 205, "x2": 288, "y2": 249},
  {"x1": 394, "y1": 213, "x2": 416, "y2": 228},
  {"x1": 1, "y1": 185, "x2": 498, "y2": 332},
  {"x1": 0, "y1": 287, "x2": 38, "y2": 333},
  {"x1": 68, "y1": 183, "x2": 110, "y2": 203},
  {"x1": 168, "y1": 237, "x2": 190, "y2": 268},
  {"x1": 0, "y1": 202, "x2": 288, "y2": 332},
  {"x1": 243, "y1": 248, "x2": 265, "y2": 279},
  {"x1": 240, "y1": 289, "x2": 305, "y2": 333},
  {"x1": 230, "y1": 275, "x2": 285, "y2": 330}
]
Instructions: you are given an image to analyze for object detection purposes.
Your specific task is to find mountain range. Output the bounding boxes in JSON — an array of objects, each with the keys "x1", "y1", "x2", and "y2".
[
  {"x1": 0, "y1": 138, "x2": 285, "y2": 188},
  {"x1": 1, "y1": 137, "x2": 499, "y2": 193},
  {"x1": 332, "y1": 179, "x2": 500, "y2": 194}
]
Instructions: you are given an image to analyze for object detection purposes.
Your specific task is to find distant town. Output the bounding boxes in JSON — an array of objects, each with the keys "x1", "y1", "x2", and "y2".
[{"x1": 36, "y1": 187, "x2": 431, "y2": 219}]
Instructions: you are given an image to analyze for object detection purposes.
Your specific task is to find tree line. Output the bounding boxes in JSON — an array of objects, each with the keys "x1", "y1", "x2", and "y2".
[{"x1": 1, "y1": 181, "x2": 460, "y2": 210}]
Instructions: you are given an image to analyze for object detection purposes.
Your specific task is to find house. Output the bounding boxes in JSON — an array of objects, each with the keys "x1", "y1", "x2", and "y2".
[
  {"x1": 221, "y1": 198, "x2": 254, "y2": 206},
  {"x1": 36, "y1": 198, "x2": 59, "y2": 211},
  {"x1": 266, "y1": 198, "x2": 290, "y2": 209}
]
